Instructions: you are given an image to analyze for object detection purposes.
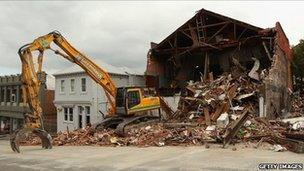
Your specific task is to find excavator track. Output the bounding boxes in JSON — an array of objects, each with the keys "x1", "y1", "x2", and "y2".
[
  {"x1": 115, "y1": 115, "x2": 160, "y2": 136},
  {"x1": 93, "y1": 117, "x2": 124, "y2": 130},
  {"x1": 93, "y1": 114, "x2": 160, "y2": 136}
]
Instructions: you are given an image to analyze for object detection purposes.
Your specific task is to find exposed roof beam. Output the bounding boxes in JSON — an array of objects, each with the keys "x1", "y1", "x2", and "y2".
[
  {"x1": 180, "y1": 30, "x2": 193, "y2": 40},
  {"x1": 182, "y1": 21, "x2": 231, "y2": 32},
  {"x1": 207, "y1": 23, "x2": 229, "y2": 43}
]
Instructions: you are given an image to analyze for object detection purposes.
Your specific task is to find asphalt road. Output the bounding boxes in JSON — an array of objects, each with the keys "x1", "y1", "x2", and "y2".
[{"x1": 0, "y1": 140, "x2": 303, "y2": 171}]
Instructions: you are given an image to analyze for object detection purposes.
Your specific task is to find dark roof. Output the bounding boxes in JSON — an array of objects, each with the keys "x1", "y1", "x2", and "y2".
[{"x1": 154, "y1": 8, "x2": 263, "y2": 50}]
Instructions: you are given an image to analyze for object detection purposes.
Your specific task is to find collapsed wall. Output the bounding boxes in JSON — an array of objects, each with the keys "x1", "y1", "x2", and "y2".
[
  {"x1": 146, "y1": 9, "x2": 293, "y2": 119},
  {"x1": 263, "y1": 23, "x2": 293, "y2": 119}
]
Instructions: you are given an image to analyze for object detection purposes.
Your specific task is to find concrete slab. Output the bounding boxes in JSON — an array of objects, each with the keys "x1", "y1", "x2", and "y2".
[{"x1": 0, "y1": 140, "x2": 303, "y2": 171}]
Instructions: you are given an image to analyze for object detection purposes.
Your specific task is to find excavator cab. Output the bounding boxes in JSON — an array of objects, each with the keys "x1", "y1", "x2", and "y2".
[{"x1": 115, "y1": 87, "x2": 160, "y2": 116}]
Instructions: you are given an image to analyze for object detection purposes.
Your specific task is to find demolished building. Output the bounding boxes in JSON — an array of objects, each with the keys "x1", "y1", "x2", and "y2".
[
  {"x1": 21, "y1": 9, "x2": 303, "y2": 154},
  {"x1": 146, "y1": 8, "x2": 293, "y2": 119}
]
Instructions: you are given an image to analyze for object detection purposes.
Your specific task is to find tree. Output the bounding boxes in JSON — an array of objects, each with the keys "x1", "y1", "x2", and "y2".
[{"x1": 292, "y1": 39, "x2": 304, "y2": 93}]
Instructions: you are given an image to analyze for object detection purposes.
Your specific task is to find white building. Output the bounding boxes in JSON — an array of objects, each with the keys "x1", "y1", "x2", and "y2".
[{"x1": 53, "y1": 60, "x2": 145, "y2": 132}]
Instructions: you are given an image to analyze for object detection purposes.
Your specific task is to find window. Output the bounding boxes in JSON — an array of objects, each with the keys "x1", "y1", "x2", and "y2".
[
  {"x1": 0, "y1": 88, "x2": 4, "y2": 102},
  {"x1": 70, "y1": 79, "x2": 75, "y2": 93},
  {"x1": 127, "y1": 90, "x2": 140, "y2": 108},
  {"x1": 85, "y1": 106, "x2": 90, "y2": 125},
  {"x1": 85, "y1": 106, "x2": 90, "y2": 115},
  {"x1": 11, "y1": 94, "x2": 16, "y2": 103},
  {"x1": 69, "y1": 108, "x2": 73, "y2": 121},
  {"x1": 6, "y1": 88, "x2": 10, "y2": 102},
  {"x1": 60, "y1": 80, "x2": 65, "y2": 93},
  {"x1": 63, "y1": 107, "x2": 73, "y2": 122},
  {"x1": 64, "y1": 107, "x2": 68, "y2": 121},
  {"x1": 81, "y1": 78, "x2": 86, "y2": 92},
  {"x1": 11, "y1": 89, "x2": 17, "y2": 103},
  {"x1": 78, "y1": 106, "x2": 84, "y2": 115}
]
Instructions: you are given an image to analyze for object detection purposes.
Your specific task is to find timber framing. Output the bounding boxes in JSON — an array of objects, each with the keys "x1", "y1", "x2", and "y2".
[{"x1": 151, "y1": 8, "x2": 263, "y2": 59}]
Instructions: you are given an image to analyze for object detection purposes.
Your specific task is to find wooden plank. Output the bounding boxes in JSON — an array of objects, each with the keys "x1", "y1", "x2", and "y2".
[
  {"x1": 203, "y1": 52, "x2": 209, "y2": 81},
  {"x1": 204, "y1": 107, "x2": 211, "y2": 126},
  {"x1": 223, "y1": 109, "x2": 249, "y2": 147},
  {"x1": 207, "y1": 23, "x2": 228, "y2": 43},
  {"x1": 227, "y1": 84, "x2": 238, "y2": 101},
  {"x1": 211, "y1": 102, "x2": 228, "y2": 121},
  {"x1": 188, "y1": 24, "x2": 199, "y2": 46},
  {"x1": 271, "y1": 134, "x2": 304, "y2": 153},
  {"x1": 180, "y1": 30, "x2": 193, "y2": 40}
]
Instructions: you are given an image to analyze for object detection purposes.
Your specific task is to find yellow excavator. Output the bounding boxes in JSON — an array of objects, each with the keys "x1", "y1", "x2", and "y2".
[{"x1": 10, "y1": 31, "x2": 163, "y2": 153}]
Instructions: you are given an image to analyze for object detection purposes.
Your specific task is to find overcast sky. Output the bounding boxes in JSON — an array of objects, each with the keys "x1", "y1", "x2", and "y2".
[{"x1": 0, "y1": 1, "x2": 303, "y2": 76}]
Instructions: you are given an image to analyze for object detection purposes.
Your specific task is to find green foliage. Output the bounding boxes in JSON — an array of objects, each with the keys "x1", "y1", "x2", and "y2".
[{"x1": 292, "y1": 39, "x2": 304, "y2": 91}]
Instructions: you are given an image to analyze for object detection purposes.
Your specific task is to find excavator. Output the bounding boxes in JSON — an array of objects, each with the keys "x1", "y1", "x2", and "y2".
[{"x1": 10, "y1": 31, "x2": 164, "y2": 153}]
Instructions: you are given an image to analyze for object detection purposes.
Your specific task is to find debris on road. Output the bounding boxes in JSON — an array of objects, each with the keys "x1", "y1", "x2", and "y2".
[
  {"x1": 21, "y1": 72, "x2": 304, "y2": 153},
  {"x1": 272, "y1": 144, "x2": 287, "y2": 152}
]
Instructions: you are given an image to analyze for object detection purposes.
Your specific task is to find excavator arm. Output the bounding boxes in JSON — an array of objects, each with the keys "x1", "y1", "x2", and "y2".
[{"x1": 10, "y1": 31, "x2": 117, "y2": 152}]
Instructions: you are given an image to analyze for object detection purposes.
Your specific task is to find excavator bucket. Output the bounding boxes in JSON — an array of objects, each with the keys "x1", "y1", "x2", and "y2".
[{"x1": 10, "y1": 128, "x2": 52, "y2": 153}]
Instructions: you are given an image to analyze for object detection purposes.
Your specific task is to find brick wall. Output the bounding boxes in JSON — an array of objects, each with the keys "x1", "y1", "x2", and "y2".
[
  {"x1": 264, "y1": 24, "x2": 292, "y2": 119},
  {"x1": 42, "y1": 90, "x2": 57, "y2": 134}
]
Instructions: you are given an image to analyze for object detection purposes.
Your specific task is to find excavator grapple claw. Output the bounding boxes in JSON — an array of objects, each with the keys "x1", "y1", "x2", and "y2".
[{"x1": 10, "y1": 128, "x2": 52, "y2": 153}]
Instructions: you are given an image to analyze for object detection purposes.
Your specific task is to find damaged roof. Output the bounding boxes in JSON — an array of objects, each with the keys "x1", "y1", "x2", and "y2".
[{"x1": 153, "y1": 8, "x2": 264, "y2": 52}]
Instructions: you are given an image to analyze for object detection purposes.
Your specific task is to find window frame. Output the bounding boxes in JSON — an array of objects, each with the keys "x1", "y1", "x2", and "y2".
[
  {"x1": 127, "y1": 90, "x2": 141, "y2": 108},
  {"x1": 11, "y1": 94, "x2": 16, "y2": 103},
  {"x1": 60, "y1": 80, "x2": 65, "y2": 94},
  {"x1": 70, "y1": 78, "x2": 75, "y2": 93},
  {"x1": 81, "y1": 77, "x2": 87, "y2": 93},
  {"x1": 63, "y1": 107, "x2": 68, "y2": 121},
  {"x1": 85, "y1": 106, "x2": 90, "y2": 116},
  {"x1": 63, "y1": 107, "x2": 74, "y2": 122},
  {"x1": 69, "y1": 108, "x2": 73, "y2": 122}
]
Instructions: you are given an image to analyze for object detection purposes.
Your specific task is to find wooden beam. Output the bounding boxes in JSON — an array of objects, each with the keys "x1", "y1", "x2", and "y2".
[
  {"x1": 154, "y1": 46, "x2": 191, "y2": 53},
  {"x1": 180, "y1": 30, "x2": 193, "y2": 40},
  {"x1": 204, "y1": 107, "x2": 211, "y2": 126},
  {"x1": 203, "y1": 51, "x2": 209, "y2": 81},
  {"x1": 168, "y1": 40, "x2": 174, "y2": 48},
  {"x1": 187, "y1": 21, "x2": 231, "y2": 30},
  {"x1": 237, "y1": 28, "x2": 247, "y2": 40},
  {"x1": 174, "y1": 33, "x2": 177, "y2": 47},
  {"x1": 207, "y1": 23, "x2": 228, "y2": 43},
  {"x1": 188, "y1": 24, "x2": 199, "y2": 46},
  {"x1": 205, "y1": 21, "x2": 230, "y2": 29},
  {"x1": 202, "y1": 14, "x2": 207, "y2": 42},
  {"x1": 262, "y1": 41, "x2": 272, "y2": 60},
  {"x1": 201, "y1": 42, "x2": 222, "y2": 50},
  {"x1": 223, "y1": 109, "x2": 249, "y2": 147},
  {"x1": 234, "y1": 23, "x2": 236, "y2": 39}
]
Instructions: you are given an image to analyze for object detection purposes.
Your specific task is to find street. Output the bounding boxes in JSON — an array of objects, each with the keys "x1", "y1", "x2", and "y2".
[{"x1": 0, "y1": 140, "x2": 303, "y2": 171}]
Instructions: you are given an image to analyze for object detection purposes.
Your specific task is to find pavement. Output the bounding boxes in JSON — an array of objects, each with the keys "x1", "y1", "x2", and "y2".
[{"x1": 0, "y1": 140, "x2": 303, "y2": 171}]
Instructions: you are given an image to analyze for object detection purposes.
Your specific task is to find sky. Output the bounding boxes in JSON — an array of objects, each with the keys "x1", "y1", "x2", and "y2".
[{"x1": 0, "y1": 1, "x2": 303, "y2": 76}]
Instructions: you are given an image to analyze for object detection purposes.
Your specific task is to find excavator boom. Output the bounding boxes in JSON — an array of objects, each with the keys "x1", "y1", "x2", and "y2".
[{"x1": 11, "y1": 31, "x2": 118, "y2": 152}]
